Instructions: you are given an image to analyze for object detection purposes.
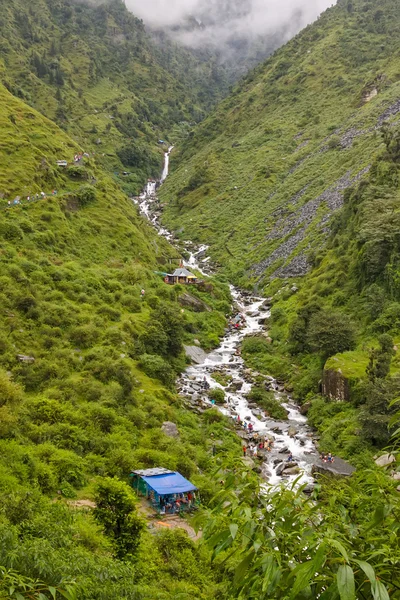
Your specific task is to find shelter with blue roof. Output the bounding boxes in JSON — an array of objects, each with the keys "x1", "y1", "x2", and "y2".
[{"x1": 130, "y1": 468, "x2": 199, "y2": 514}]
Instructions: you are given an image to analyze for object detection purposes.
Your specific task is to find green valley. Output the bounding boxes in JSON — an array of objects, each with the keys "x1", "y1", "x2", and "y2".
[
  {"x1": 159, "y1": 0, "x2": 400, "y2": 461},
  {"x1": 2, "y1": 0, "x2": 400, "y2": 598}
]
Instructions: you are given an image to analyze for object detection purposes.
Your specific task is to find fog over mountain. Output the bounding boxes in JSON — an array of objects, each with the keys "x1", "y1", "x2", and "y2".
[{"x1": 126, "y1": 0, "x2": 335, "y2": 55}]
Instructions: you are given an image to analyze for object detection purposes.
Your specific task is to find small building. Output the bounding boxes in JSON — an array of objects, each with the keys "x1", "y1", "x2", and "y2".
[
  {"x1": 56, "y1": 160, "x2": 68, "y2": 167},
  {"x1": 130, "y1": 468, "x2": 199, "y2": 514},
  {"x1": 166, "y1": 267, "x2": 198, "y2": 285}
]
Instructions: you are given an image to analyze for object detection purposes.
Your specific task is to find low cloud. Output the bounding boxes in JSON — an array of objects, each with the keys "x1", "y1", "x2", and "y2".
[{"x1": 126, "y1": 0, "x2": 335, "y2": 53}]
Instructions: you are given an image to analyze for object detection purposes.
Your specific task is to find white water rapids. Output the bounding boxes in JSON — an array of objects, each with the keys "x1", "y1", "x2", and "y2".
[{"x1": 134, "y1": 148, "x2": 318, "y2": 487}]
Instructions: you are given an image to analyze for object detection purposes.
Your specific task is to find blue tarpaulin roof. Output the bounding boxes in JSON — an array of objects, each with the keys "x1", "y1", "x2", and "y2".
[{"x1": 141, "y1": 472, "x2": 197, "y2": 496}]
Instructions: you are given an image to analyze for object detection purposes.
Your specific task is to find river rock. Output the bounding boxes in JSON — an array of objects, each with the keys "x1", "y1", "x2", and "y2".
[
  {"x1": 283, "y1": 462, "x2": 298, "y2": 470},
  {"x1": 288, "y1": 426, "x2": 298, "y2": 438},
  {"x1": 391, "y1": 472, "x2": 400, "y2": 481},
  {"x1": 375, "y1": 453, "x2": 396, "y2": 468},
  {"x1": 312, "y1": 456, "x2": 355, "y2": 477},
  {"x1": 242, "y1": 457, "x2": 255, "y2": 469},
  {"x1": 283, "y1": 467, "x2": 300, "y2": 476},
  {"x1": 184, "y1": 346, "x2": 208, "y2": 365},
  {"x1": 300, "y1": 402, "x2": 312, "y2": 415},
  {"x1": 161, "y1": 422, "x2": 179, "y2": 439},
  {"x1": 275, "y1": 463, "x2": 286, "y2": 476}
]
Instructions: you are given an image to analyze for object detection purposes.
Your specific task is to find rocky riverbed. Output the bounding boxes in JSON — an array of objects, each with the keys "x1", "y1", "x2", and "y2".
[{"x1": 134, "y1": 149, "x2": 354, "y2": 488}]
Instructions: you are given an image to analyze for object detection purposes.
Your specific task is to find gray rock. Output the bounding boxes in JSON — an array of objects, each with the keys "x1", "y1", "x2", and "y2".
[
  {"x1": 375, "y1": 453, "x2": 396, "y2": 468},
  {"x1": 283, "y1": 467, "x2": 300, "y2": 476},
  {"x1": 161, "y1": 421, "x2": 179, "y2": 439},
  {"x1": 179, "y1": 293, "x2": 211, "y2": 313},
  {"x1": 275, "y1": 462, "x2": 286, "y2": 476},
  {"x1": 312, "y1": 457, "x2": 355, "y2": 477},
  {"x1": 17, "y1": 354, "x2": 35, "y2": 364},
  {"x1": 184, "y1": 345, "x2": 208, "y2": 365}
]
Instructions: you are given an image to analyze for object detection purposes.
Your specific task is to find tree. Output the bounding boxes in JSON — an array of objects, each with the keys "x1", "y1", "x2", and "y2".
[
  {"x1": 152, "y1": 303, "x2": 184, "y2": 357},
  {"x1": 94, "y1": 478, "x2": 144, "y2": 559},
  {"x1": 367, "y1": 334, "x2": 394, "y2": 383},
  {"x1": 307, "y1": 310, "x2": 356, "y2": 359},
  {"x1": 359, "y1": 377, "x2": 399, "y2": 446}
]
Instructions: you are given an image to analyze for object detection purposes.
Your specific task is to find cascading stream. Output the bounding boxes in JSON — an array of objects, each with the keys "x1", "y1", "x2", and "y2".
[{"x1": 134, "y1": 149, "x2": 318, "y2": 487}]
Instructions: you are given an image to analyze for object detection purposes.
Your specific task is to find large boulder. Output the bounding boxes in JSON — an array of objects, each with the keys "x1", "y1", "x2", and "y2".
[
  {"x1": 375, "y1": 453, "x2": 396, "y2": 468},
  {"x1": 184, "y1": 345, "x2": 208, "y2": 365},
  {"x1": 161, "y1": 421, "x2": 179, "y2": 439},
  {"x1": 312, "y1": 456, "x2": 355, "y2": 477},
  {"x1": 179, "y1": 293, "x2": 211, "y2": 313},
  {"x1": 322, "y1": 368, "x2": 350, "y2": 401}
]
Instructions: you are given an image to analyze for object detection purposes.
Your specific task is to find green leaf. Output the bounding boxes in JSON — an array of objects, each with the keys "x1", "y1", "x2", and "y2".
[
  {"x1": 352, "y1": 559, "x2": 376, "y2": 584},
  {"x1": 234, "y1": 550, "x2": 255, "y2": 586},
  {"x1": 49, "y1": 586, "x2": 57, "y2": 599},
  {"x1": 328, "y1": 539, "x2": 350, "y2": 563},
  {"x1": 229, "y1": 523, "x2": 239, "y2": 540},
  {"x1": 372, "y1": 580, "x2": 390, "y2": 600},
  {"x1": 337, "y1": 565, "x2": 355, "y2": 600}
]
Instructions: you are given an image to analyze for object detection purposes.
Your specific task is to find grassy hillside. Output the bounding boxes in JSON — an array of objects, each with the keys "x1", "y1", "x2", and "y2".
[
  {"x1": 0, "y1": 0, "x2": 228, "y2": 195},
  {"x1": 0, "y1": 84, "x2": 241, "y2": 599},
  {"x1": 243, "y1": 124, "x2": 400, "y2": 462},
  {"x1": 160, "y1": 0, "x2": 400, "y2": 285}
]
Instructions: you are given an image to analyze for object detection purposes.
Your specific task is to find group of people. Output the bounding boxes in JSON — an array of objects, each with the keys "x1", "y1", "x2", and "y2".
[
  {"x1": 5, "y1": 189, "x2": 58, "y2": 208},
  {"x1": 320, "y1": 453, "x2": 334, "y2": 463},
  {"x1": 243, "y1": 436, "x2": 274, "y2": 457},
  {"x1": 229, "y1": 313, "x2": 246, "y2": 331},
  {"x1": 157, "y1": 491, "x2": 197, "y2": 515}
]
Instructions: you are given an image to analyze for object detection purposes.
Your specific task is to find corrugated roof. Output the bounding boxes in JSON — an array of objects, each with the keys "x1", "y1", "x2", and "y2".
[
  {"x1": 131, "y1": 468, "x2": 174, "y2": 477},
  {"x1": 172, "y1": 268, "x2": 196, "y2": 277}
]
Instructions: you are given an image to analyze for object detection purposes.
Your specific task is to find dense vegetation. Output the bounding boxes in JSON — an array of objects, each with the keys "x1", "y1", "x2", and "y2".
[
  {"x1": 0, "y1": 83, "x2": 242, "y2": 598},
  {"x1": 0, "y1": 0, "x2": 228, "y2": 195}
]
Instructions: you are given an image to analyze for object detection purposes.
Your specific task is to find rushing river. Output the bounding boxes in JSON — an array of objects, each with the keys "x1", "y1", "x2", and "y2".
[{"x1": 135, "y1": 149, "x2": 318, "y2": 487}]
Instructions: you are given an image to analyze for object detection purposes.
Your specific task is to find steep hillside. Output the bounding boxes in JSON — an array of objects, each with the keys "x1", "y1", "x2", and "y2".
[
  {"x1": 0, "y1": 0, "x2": 227, "y2": 195},
  {"x1": 160, "y1": 0, "x2": 400, "y2": 286},
  {"x1": 0, "y1": 84, "x2": 239, "y2": 598},
  {"x1": 240, "y1": 125, "x2": 400, "y2": 459}
]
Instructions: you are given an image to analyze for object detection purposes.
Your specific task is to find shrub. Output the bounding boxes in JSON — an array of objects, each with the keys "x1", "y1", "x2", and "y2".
[
  {"x1": 0, "y1": 370, "x2": 24, "y2": 407},
  {"x1": 307, "y1": 310, "x2": 356, "y2": 358},
  {"x1": 69, "y1": 324, "x2": 101, "y2": 348},
  {"x1": 242, "y1": 336, "x2": 271, "y2": 354},
  {"x1": 203, "y1": 409, "x2": 224, "y2": 423},
  {"x1": 208, "y1": 388, "x2": 225, "y2": 404},
  {"x1": 94, "y1": 478, "x2": 145, "y2": 559},
  {"x1": 77, "y1": 185, "x2": 97, "y2": 207},
  {"x1": 0, "y1": 222, "x2": 23, "y2": 240},
  {"x1": 120, "y1": 294, "x2": 142, "y2": 312},
  {"x1": 247, "y1": 387, "x2": 288, "y2": 420},
  {"x1": 138, "y1": 354, "x2": 175, "y2": 387},
  {"x1": 139, "y1": 324, "x2": 169, "y2": 357}
]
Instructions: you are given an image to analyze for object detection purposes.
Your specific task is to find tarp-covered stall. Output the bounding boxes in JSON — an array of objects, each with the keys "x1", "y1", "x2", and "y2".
[{"x1": 130, "y1": 468, "x2": 199, "y2": 514}]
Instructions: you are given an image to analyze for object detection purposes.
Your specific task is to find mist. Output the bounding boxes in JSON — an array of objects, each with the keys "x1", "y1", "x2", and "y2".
[{"x1": 125, "y1": 0, "x2": 335, "y2": 53}]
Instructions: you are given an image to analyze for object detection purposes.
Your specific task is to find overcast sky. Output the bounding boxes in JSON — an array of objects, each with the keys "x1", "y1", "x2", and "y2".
[{"x1": 125, "y1": 0, "x2": 335, "y2": 49}]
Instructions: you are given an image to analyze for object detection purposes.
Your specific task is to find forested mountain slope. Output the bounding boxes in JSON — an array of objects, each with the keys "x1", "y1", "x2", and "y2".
[
  {"x1": 160, "y1": 0, "x2": 400, "y2": 285},
  {"x1": 0, "y1": 0, "x2": 227, "y2": 195},
  {"x1": 0, "y1": 83, "x2": 238, "y2": 598}
]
